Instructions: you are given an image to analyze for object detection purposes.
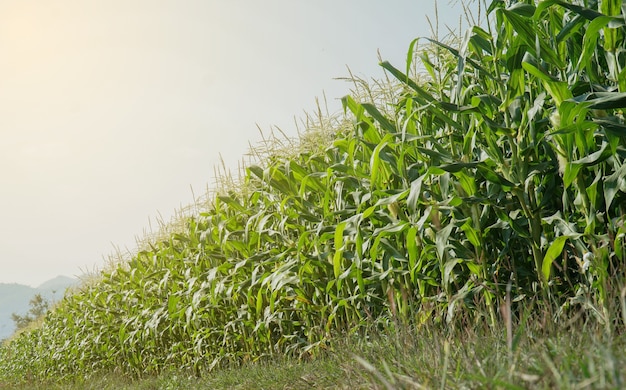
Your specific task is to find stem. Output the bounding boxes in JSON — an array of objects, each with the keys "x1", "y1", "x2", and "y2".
[{"x1": 513, "y1": 187, "x2": 548, "y2": 295}]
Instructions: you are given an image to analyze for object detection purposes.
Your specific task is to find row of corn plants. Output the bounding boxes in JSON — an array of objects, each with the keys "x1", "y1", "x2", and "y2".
[{"x1": 1, "y1": 0, "x2": 625, "y2": 384}]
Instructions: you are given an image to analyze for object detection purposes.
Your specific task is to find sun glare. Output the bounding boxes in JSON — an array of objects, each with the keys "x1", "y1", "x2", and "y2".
[{"x1": 0, "y1": 3, "x2": 67, "y2": 71}]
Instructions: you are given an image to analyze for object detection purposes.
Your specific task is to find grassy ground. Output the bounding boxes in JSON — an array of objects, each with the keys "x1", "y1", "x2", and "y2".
[{"x1": 4, "y1": 314, "x2": 624, "y2": 390}]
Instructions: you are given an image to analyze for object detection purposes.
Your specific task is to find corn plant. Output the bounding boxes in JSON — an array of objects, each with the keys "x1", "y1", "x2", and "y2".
[{"x1": 1, "y1": 0, "x2": 625, "y2": 385}]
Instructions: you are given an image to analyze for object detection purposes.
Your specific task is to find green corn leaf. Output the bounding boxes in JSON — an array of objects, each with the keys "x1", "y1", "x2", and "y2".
[
  {"x1": 563, "y1": 162, "x2": 583, "y2": 190},
  {"x1": 379, "y1": 61, "x2": 435, "y2": 103},
  {"x1": 406, "y1": 226, "x2": 418, "y2": 271},
  {"x1": 508, "y1": 3, "x2": 536, "y2": 17},
  {"x1": 256, "y1": 287, "x2": 264, "y2": 318},
  {"x1": 167, "y1": 295, "x2": 180, "y2": 316},
  {"x1": 443, "y1": 259, "x2": 462, "y2": 288},
  {"x1": 406, "y1": 38, "x2": 420, "y2": 84},
  {"x1": 571, "y1": 142, "x2": 611, "y2": 167},
  {"x1": 418, "y1": 147, "x2": 454, "y2": 164},
  {"x1": 577, "y1": 16, "x2": 614, "y2": 71},
  {"x1": 487, "y1": 0, "x2": 504, "y2": 15},
  {"x1": 470, "y1": 26, "x2": 493, "y2": 55},
  {"x1": 217, "y1": 195, "x2": 246, "y2": 213},
  {"x1": 267, "y1": 167, "x2": 293, "y2": 194},
  {"x1": 407, "y1": 175, "x2": 424, "y2": 213},
  {"x1": 522, "y1": 52, "x2": 557, "y2": 82},
  {"x1": 436, "y1": 224, "x2": 455, "y2": 261},
  {"x1": 361, "y1": 103, "x2": 396, "y2": 133},
  {"x1": 248, "y1": 165, "x2": 264, "y2": 180},
  {"x1": 381, "y1": 60, "x2": 465, "y2": 131},
  {"x1": 586, "y1": 169, "x2": 603, "y2": 213},
  {"x1": 543, "y1": 80, "x2": 572, "y2": 107},
  {"x1": 542, "y1": 236, "x2": 569, "y2": 281},
  {"x1": 341, "y1": 94, "x2": 363, "y2": 117},
  {"x1": 500, "y1": 8, "x2": 564, "y2": 68},
  {"x1": 362, "y1": 205, "x2": 377, "y2": 220},
  {"x1": 333, "y1": 222, "x2": 346, "y2": 280},
  {"x1": 595, "y1": 119, "x2": 626, "y2": 136},
  {"x1": 419, "y1": 51, "x2": 437, "y2": 81},
  {"x1": 601, "y1": 0, "x2": 622, "y2": 51},
  {"x1": 437, "y1": 162, "x2": 479, "y2": 173},
  {"x1": 374, "y1": 189, "x2": 409, "y2": 207},
  {"x1": 556, "y1": 14, "x2": 586, "y2": 43},
  {"x1": 370, "y1": 134, "x2": 393, "y2": 186},
  {"x1": 438, "y1": 102, "x2": 481, "y2": 113},
  {"x1": 424, "y1": 38, "x2": 495, "y2": 80},
  {"x1": 298, "y1": 174, "x2": 327, "y2": 196},
  {"x1": 455, "y1": 171, "x2": 477, "y2": 197},
  {"x1": 461, "y1": 219, "x2": 481, "y2": 248},
  {"x1": 573, "y1": 92, "x2": 626, "y2": 109},
  {"x1": 604, "y1": 163, "x2": 626, "y2": 210},
  {"x1": 494, "y1": 208, "x2": 531, "y2": 238},
  {"x1": 477, "y1": 164, "x2": 516, "y2": 189},
  {"x1": 536, "y1": 0, "x2": 604, "y2": 22},
  {"x1": 471, "y1": 94, "x2": 502, "y2": 117}
]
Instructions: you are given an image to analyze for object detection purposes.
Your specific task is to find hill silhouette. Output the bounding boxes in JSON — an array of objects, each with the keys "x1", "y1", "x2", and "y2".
[{"x1": 0, "y1": 276, "x2": 78, "y2": 340}]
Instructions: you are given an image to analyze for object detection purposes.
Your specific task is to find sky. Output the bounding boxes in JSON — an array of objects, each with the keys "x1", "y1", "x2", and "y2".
[{"x1": 0, "y1": 0, "x2": 474, "y2": 287}]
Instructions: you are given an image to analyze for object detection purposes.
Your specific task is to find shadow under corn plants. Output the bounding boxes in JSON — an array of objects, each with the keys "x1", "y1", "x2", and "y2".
[{"x1": 1, "y1": 0, "x2": 626, "y2": 385}]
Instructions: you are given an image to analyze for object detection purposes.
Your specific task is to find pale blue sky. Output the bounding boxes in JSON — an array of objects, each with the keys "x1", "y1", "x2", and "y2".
[{"x1": 0, "y1": 0, "x2": 474, "y2": 286}]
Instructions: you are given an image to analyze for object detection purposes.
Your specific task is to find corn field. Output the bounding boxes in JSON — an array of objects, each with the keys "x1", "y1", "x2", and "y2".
[{"x1": 1, "y1": 0, "x2": 626, "y2": 384}]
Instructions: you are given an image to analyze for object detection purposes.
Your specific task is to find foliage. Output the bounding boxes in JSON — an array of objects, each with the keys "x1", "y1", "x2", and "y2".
[
  {"x1": 3, "y1": 316, "x2": 626, "y2": 389},
  {"x1": 10, "y1": 294, "x2": 50, "y2": 331},
  {"x1": 1, "y1": 0, "x2": 626, "y2": 385}
]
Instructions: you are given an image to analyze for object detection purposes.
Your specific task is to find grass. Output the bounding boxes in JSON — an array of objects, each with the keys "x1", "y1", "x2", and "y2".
[
  {"x1": 1, "y1": 0, "x2": 626, "y2": 388},
  {"x1": 4, "y1": 312, "x2": 625, "y2": 389}
]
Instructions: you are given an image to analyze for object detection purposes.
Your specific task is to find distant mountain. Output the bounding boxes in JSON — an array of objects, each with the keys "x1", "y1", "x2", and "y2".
[
  {"x1": 36, "y1": 275, "x2": 77, "y2": 292},
  {"x1": 0, "y1": 276, "x2": 79, "y2": 341}
]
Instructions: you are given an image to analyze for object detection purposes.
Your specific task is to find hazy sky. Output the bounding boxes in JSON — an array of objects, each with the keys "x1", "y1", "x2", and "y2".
[{"x1": 1, "y1": 0, "x2": 472, "y2": 287}]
